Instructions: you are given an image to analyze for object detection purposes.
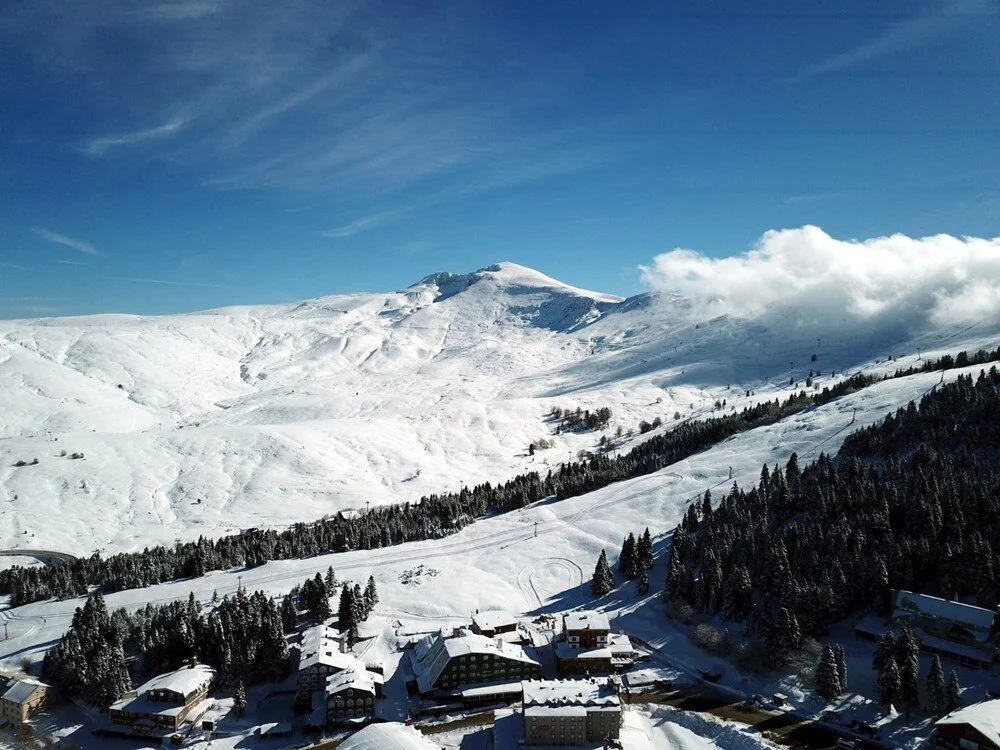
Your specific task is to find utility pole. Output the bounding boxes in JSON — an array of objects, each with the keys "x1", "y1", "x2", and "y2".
[
  {"x1": 534, "y1": 522, "x2": 538, "y2": 538},
  {"x1": 4, "y1": 623, "x2": 8, "y2": 641},
  {"x1": 237, "y1": 575, "x2": 243, "y2": 595}
]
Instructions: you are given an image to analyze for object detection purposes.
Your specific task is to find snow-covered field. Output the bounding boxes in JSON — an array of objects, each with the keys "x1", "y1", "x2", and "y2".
[{"x1": 0, "y1": 261, "x2": 994, "y2": 556}]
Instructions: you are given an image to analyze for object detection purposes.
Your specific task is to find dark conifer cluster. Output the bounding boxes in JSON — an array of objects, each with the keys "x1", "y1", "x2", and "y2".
[
  {"x1": 42, "y1": 589, "x2": 290, "y2": 708},
  {"x1": 665, "y1": 367, "x2": 1000, "y2": 669}
]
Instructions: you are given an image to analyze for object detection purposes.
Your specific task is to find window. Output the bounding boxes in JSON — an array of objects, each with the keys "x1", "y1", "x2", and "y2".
[{"x1": 959, "y1": 739, "x2": 978, "y2": 750}]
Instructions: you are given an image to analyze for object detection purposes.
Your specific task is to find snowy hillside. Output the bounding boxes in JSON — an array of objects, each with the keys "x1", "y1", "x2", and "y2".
[{"x1": 0, "y1": 261, "x2": 996, "y2": 556}]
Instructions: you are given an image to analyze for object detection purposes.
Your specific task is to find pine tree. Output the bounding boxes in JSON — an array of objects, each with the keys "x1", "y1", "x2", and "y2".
[
  {"x1": 878, "y1": 657, "x2": 900, "y2": 710},
  {"x1": 896, "y1": 624, "x2": 921, "y2": 718},
  {"x1": 592, "y1": 549, "x2": 613, "y2": 596},
  {"x1": 619, "y1": 534, "x2": 638, "y2": 579},
  {"x1": 325, "y1": 566, "x2": 337, "y2": 593},
  {"x1": 234, "y1": 681, "x2": 247, "y2": 717},
  {"x1": 833, "y1": 644, "x2": 848, "y2": 694},
  {"x1": 280, "y1": 595, "x2": 297, "y2": 633},
  {"x1": 945, "y1": 670, "x2": 961, "y2": 714},
  {"x1": 338, "y1": 585, "x2": 354, "y2": 630},
  {"x1": 766, "y1": 607, "x2": 802, "y2": 667},
  {"x1": 363, "y1": 576, "x2": 379, "y2": 615},
  {"x1": 927, "y1": 655, "x2": 945, "y2": 717},
  {"x1": 873, "y1": 632, "x2": 896, "y2": 675},
  {"x1": 637, "y1": 527, "x2": 654, "y2": 571},
  {"x1": 351, "y1": 583, "x2": 365, "y2": 625},
  {"x1": 637, "y1": 567, "x2": 649, "y2": 595},
  {"x1": 212, "y1": 589, "x2": 219, "y2": 604},
  {"x1": 701, "y1": 490, "x2": 712, "y2": 519},
  {"x1": 664, "y1": 544, "x2": 682, "y2": 601},
  {"x1": 816, "y1": 645, "x2": 842, "y2": 702}
]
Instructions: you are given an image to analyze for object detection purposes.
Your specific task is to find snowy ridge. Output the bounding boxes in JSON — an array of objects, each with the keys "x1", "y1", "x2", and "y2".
[{"x1": 0, "y1": 261, "x2": 996, "y2": 556}]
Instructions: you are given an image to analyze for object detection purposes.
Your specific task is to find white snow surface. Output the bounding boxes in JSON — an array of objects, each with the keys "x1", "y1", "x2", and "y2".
[{"x1": 0, "y1": 260, "x2": 995, "y2": 557}]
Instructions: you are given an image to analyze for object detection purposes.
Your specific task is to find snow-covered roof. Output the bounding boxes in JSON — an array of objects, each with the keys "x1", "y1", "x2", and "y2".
[
  {"x1": 473, "y1": 610, "x2": 517, "y2": 631},
  {"x1": 937, "y1": 698, "x2": 1000, "y2": 747},
  {"x1": 555, "y1": 642, "x2": 612, "y2": 660},
  {"x1": 564, "y1": 611, "x2": 610, "y2": 633},
  {"x1": 300, "y1": 644, "x2": 359, "y2": 673},
  {"x1": 135, "y1": 664, "x2": 215, "y2": 699},
  {"x1": 413, "y1": 628, "x2": 538, "y2": 693},
  {"x1": 325, "y1": 668, "x2": 377, "y2": 698},
  {"x1": 454, "y1": 681, "x2": 523, "y2": 698},
  {"x1": 301, "y1": 624, "x2": 340, "y2": 648},
  {"x1": 1, "y1": 679, "x2": 46, "y2": 705},
  {"x1": 339, "y1": 722, "x2": 439, "y2": 750},
  {"x1": 522, "y1": 679, "x2": 620, "y2": 709},
  {"x1": 895, "y1": 590, "x2": 997, "y2": 631}
]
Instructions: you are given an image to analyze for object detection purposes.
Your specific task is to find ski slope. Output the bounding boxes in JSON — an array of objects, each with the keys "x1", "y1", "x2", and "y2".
[
  {"x1": 0, "y1": 358, "x2": 993, "y2": 674},
  {"x1": 0, "y1": 261, "x2": 994, "y2": 557}
]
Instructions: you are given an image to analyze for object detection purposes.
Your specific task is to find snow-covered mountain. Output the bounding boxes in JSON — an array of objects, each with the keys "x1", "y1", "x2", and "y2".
[{"x1": 0, "y1": 261, "x2": 995, "y2": 556}]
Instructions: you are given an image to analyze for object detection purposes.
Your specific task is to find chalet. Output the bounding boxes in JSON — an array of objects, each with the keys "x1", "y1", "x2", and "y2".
[
  {"x1": 109, "y1": 663, "x2": 215, "y2": 736},
  {"x1": 935, "y1": 699, "x2": 1000, "y2": 750},
  {"x1": 563, "y1": 612, "x2": 610, "y2": 649},
  {"x1": 0, "y1": 679, "x2": 50, "y2": 727},
  {"x1": 411, "y1": 628, "x2": 540, "y2": 695},
  {"x1": 522, "y1": 679, "x2": 621, "y2": 746},
  {"x1": 555, "y1": 611, "x2": 633, "y2": 677},
  {"x1": 472, "y1": 611, "x2": 518, "y2": 638},
  {"x1": 325, "y1": 667, "x2": 382, "y2": 725}
]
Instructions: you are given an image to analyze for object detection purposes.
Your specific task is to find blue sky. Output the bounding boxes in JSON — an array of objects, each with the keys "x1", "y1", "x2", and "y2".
[{"x1": 1, "y1": 0, "x2": 998, "y2": 318}]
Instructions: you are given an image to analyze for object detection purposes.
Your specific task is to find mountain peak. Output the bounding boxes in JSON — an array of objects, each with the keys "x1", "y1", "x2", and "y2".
[{"x1": 413, "y1": 262, "x2": 622, "y2": 304}]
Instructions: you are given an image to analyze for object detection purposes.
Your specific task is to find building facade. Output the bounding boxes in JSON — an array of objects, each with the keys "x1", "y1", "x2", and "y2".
[
  {"x1": 109, "y1": 664, "x2": 215, "y2": 736},
  {"x1": 325, "y1": 669, "x2": 378, "y2": 725},
  {"x1": 0, "y1": 680, "x2": 49, "y2": 726},
  {"x1": 563, "y1": 612, "x2": 610, "y2": 649},
  {"x1": 413, "y1": 629, "x2": 540, "y2": 694},
  {"x1": 522, "y1": 679, "x2": 621, "y2": 746},
  {"x1": 471, "y1": 611, "x2": 518, "y2": 638}
]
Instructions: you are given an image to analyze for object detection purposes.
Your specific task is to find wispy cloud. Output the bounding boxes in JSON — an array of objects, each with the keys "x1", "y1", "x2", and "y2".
[
  {"x1": 796, "y1": 0, "x2": 992, "y2": 79},
  {"x1": 3, "y1": 2, "x2": 617, "y2": 203},
  {"x1": 53, "y1": 259, "x2": 89, "y2": 265},
  {"x1": 32, "y1": 227, "x2": 99, "y2": 255},
  {"x1": 0, "y1": 261, "x2": 29, "y2": 271},
  {"x1": 321, "y1": 208, "x2": 410, "y2": 239},
  {"x1": 783, "y1": 191, "x2": 847, "y2": 205},
  {"x1": 115, "y1": 276, "x2": 226, "y2": 288},
  {"x1": 82, "y1": 116, "x2": 189, "y2": 156}
]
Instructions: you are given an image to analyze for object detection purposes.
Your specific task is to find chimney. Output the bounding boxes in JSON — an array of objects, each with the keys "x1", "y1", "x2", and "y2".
[
  {"x1": 495, "y1": 637, "x2": 503, "y2": 650},
  {"x1": 189, "y1": 657, "x2": 197, "y2": 669}
]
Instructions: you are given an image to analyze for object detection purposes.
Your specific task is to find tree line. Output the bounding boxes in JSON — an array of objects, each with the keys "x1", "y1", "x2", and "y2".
[
  {"x1": 664, "y1": 366, "x2": 1000, "y2": 672},
  {"x1": 4, "y1": 346, "x2": 996, "y2": 607}
]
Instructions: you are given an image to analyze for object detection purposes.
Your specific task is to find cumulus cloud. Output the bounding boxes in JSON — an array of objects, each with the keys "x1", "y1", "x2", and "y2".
[{"x1": 639, "y1": 226, "x2": 1000, "y2": 330}]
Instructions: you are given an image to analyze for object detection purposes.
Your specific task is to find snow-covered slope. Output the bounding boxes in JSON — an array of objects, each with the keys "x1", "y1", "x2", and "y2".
[{"x1": 0, "y1": 261, "x2": 995, "y2": 556}]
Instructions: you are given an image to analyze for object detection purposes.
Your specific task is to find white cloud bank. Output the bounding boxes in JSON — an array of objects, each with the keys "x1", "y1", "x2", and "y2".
[{"x1": 639, "y1": 225, "x2": 1000, "y2": 329}]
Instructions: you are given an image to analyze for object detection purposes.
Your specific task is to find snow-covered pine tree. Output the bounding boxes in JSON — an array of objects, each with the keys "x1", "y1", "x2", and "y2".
[
  {"x1": 701, "y1": 489, "x2": 712, "y2": 519},
  {"x1": 766, "y1": 607, "x2": 802, "y2": 667},
  {"x1": 325, "y1": 566, "x2": 337, "y2": 593},
  {"x1": 338, "y1": 585, "x2": 354, "y2": 630},
  {"x1": 927, "y1": 655, "x2": 945, "y2": 717},
  {"x1": 896, "y1": 624, "x2": 921, "y2": 717},
  {"x1": 637, "y1": 567, "x2": 649, "y2": 595},
  {"x1": 664, "y1": 543, "x2": 682, "y2": 601},
  {"x1": 592, "y1": 550, "x2": 613, "y2": 596},
  {"x1": 878, "y1": 657, "x2": 900, "y2": 710},
  {"x1": 872, "y1": 632, "x2": 896, "y2": 675},
  {"x1": 619, "y1": 534, "x2": 638, "y2": 579},
  {"x1": 349, "y1": 583, "x2": 363, "y2": 622},
  {"x1": 234, "y1": 681, "x2": 247, "y2": 717},
  {"x1": 281, "y1": 595, "x2": 297, "y2": 633},
  {"x1": 816, "y1": 645, "x2": 841, "y2": 701},
  {"x1": 364, "y1": 576, "x2": 379, "y2": 615},
  {"x1": 833, "y1": 644, "x2": 848, "y2": 693},
  {"x1": 945, "y1": 670, "x2": 961, "y2": 714},
  {"x1": 638, "y1": 527, "x2": 654, "y2": 571}
]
